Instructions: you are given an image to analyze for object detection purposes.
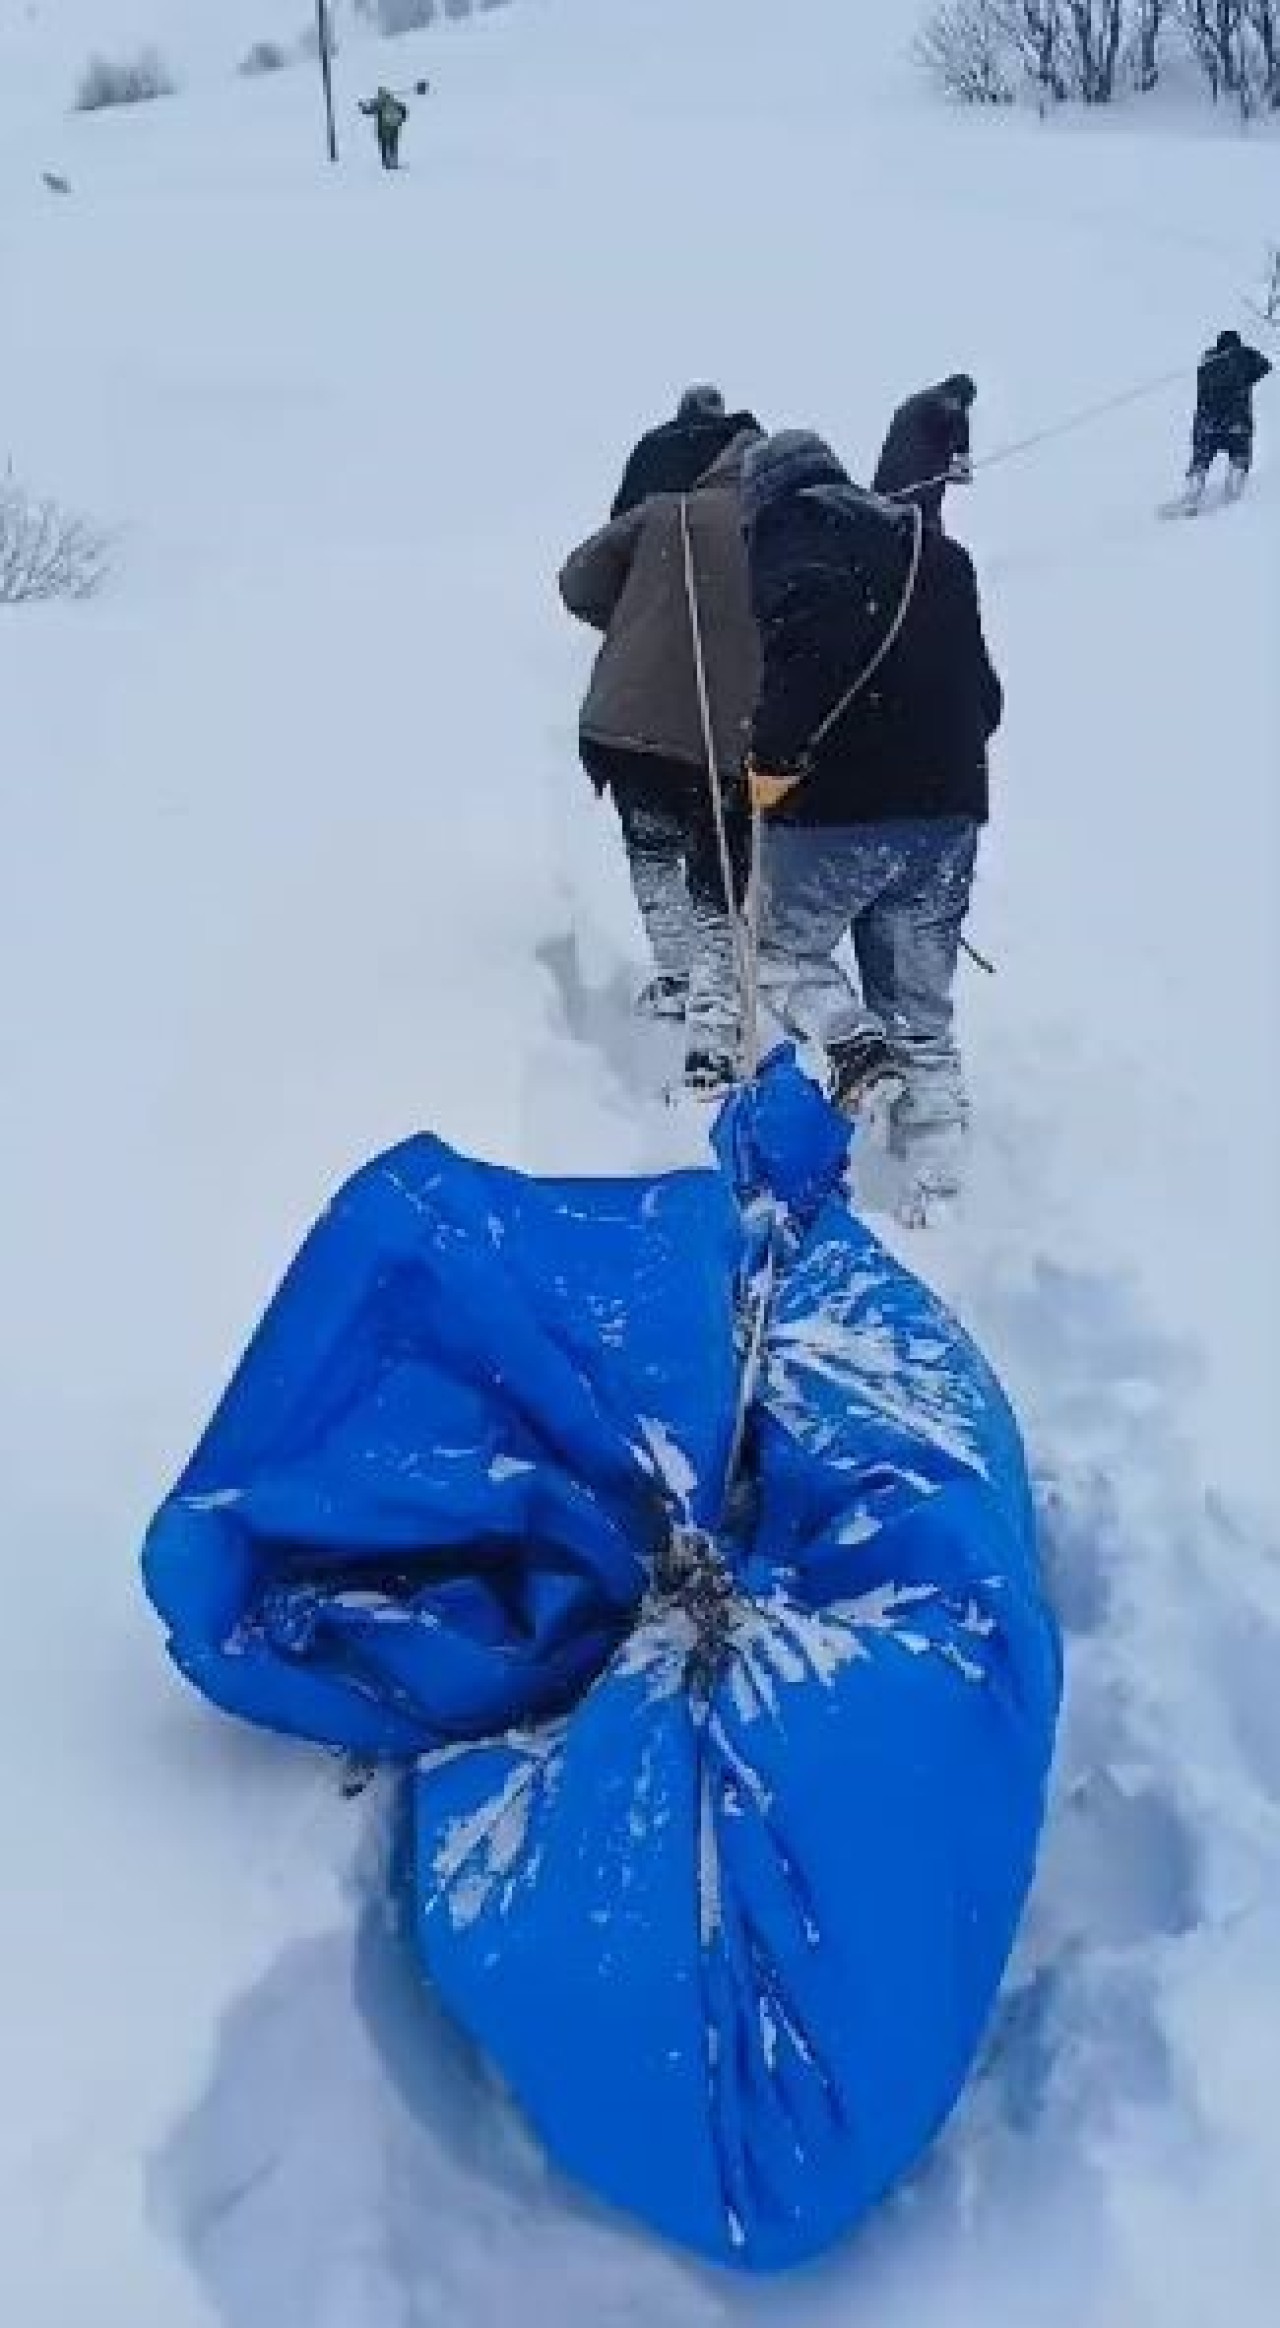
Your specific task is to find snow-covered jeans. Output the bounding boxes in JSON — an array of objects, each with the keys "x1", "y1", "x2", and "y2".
[
  {"x1": 760, "y1": 816, "x2": 979, "y2": 1149},
  {"x1": 590, "y1": 746, "x2": 748, "y2": 1052}
]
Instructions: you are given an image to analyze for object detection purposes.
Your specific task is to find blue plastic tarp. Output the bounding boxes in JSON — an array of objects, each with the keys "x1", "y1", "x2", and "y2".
[{"x1": 143, "y1": 1051, "x2": 1061, "y2": 2270}]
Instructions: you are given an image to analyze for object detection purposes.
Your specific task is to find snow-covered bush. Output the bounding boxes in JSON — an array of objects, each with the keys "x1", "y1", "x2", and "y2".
[
  {"x1": 918, "y1": 0, "x2": 1280, "y2": 104},
  {"x1": 239, "y1": 40, "x2": 291, "y2": 76},
  {"x1": 74, "y1": 49, "x2": 176, "y2": 112},
  {"x1": 915, "y1": 2, "x2": 1017, "y2": 100},
  {"x1": 363, "y1": 0, "x2": 439, "y2": 33},
  {"x1": 0, "y1": 470, "x2": 111, "y2": 604}
]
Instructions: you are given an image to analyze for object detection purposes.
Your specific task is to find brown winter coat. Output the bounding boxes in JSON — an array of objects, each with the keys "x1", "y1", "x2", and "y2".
[{"x1": 558, "y1": 430, "x2": 762, "y2": 779}]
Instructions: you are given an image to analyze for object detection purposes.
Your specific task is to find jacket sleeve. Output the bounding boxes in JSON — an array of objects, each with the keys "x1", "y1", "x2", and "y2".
[
  {"x1": 1244, "y1": 347, "x2": 1273, "y2": 389},
  {"x1": 558, "y1": 510, "x2": 643, "y2": 632}
]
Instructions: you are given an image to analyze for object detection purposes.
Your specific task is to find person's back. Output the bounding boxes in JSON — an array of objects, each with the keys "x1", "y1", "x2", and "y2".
[
  {"x1": 559, "y1": 427, "x2": 763, "y2": 1089},
  {"x1": 1185, "y1": 329, "x2": 1271, "y2": 505},
  {"x1": 747, "y1": 444, "x2": 1000, "y2": 825},
  {"x1": 1196, "y1": 332, "x2": 1270, "y2": 434},
  {"x1": 872, "y1": 375, "x2": 975, "y2": 526},
  {"x1": 562, "y1": 432, "x2": 762, "y2": 780},
  {"x1": 741, "y1": 428, "x2": 1001, "y2": 1197},
  {"x1": 611, "y1": 386, "x2": 761, "y2": 519}
]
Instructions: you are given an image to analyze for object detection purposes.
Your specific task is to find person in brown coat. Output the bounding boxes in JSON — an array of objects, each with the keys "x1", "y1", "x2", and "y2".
[{"x1": 559, "y1": 426, "x2": 762, "y2": 1091}]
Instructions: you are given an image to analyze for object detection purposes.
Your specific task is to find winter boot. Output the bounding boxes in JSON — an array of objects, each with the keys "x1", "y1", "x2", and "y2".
[
  {"x1": 1225, "y1": 461, "x2": 1249, "y2": 504},
  {"x1": 636, "y1": 970, "x2": 689, "y2": 1022},
  {"x1": 827, "y1": 1032, "x2": 905, "y2": 1121}
]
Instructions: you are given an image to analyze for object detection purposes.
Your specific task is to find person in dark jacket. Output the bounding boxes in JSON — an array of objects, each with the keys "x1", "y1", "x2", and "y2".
[
  {"x1": 872, "y1": 374, "x2": 976, "y2": 530},
  {"x1": 560, "y1": 426, "x2": 764, "y2": 1091},
  {"x1": 742, "y1": 430, "x2": 1003, "y2": 1199},
  {"x1": 360, "y1": 88, "x2": 409, "y2": 170},
  {"x1": 1183, "y1": 329, "x2": 1271, "y2": 508},
  {"x1": 610, "y1": 387, "x2": 762, "y2": 520}
]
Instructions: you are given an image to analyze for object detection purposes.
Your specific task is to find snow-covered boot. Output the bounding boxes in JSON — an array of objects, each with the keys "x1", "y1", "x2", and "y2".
[
  {"x1": 827, "y1": 1032, "x2": 905, "y2": 1121},
  {"x1": 636, "y1": 970, "x2": 689, "y2": 1021},
  {"x1": 1225, "y1": 461, "x2": 1249, "y2": 504},
  {"x1": 1163, "y1": 467, "x2": 1207, "y2": 519}
]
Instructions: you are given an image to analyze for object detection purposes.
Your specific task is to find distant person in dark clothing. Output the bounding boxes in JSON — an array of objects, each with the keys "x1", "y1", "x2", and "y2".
[
  {"x1": 360, "y1": 88, "x2": 409, "y2": 171},
  {"x1": 873, "y1": 374, "x2": 976, "y2": 531},
  {"x1": 741, "y1": 430, "x2": 1002, "y2": 1202},
  {"x1": 611, "y1": 386, "x2": 762, "y2": 519},
  {"x1": 1183, "y1": 329, "x2": 1271, "y2": 509}
]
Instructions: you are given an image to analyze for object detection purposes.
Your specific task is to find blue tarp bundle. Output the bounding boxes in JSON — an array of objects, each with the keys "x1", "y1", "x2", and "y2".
[{"x1": 144, "y1": 1051, "x2": 1061, "y2": 2271}]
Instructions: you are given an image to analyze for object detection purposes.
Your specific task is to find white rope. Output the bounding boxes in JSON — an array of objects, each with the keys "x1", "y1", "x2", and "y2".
[
  {"x1": 679, "y1": 491, "x2": 756, "y2": 1062},
  {"x1": 891, "y1": 341, "x2": 1248, "y2": 506},
  {"x1": 803, "y1": 502, "x2": 925, "y2": 764}
]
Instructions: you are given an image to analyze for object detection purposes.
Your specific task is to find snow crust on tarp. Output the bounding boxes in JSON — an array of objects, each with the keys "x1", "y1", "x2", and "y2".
[{"x1": 143, "y1": 1051, "x2": 1060, "y2": 2268}]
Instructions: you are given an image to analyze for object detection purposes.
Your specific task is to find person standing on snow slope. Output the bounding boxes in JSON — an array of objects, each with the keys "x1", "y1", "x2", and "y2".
[
  {"x1": 1181, "y1": 329, "x2": 1271, "y2": 509},
  {"x1": 559, "y1": 425, "x2": 764, "y2": 1093},
  {"x1": 610, "y1": 386, "x2": 762, "y2": 519},
  {"x1": 873, "y1": 374, "x2": 976, "y2": 530},
  {"x1": 360, "y1": 87, "x2": 410, "y2": 171},
  {"x1": 742, "y1": 430, "x2": 1002, "y2": 1202}
]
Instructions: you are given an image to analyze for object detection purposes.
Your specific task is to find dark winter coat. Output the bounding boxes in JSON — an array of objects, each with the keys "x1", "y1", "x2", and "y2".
[
  {"x1": 872, "y1": 378, "x2": 974, "y2": 521},
  {"x1": 611, "y1": 408, "x2": 762, "y2": 519},
  {"x1": 1194, "y1": 340, "x2": 1271, "y2": 439},
  {"x1": 560, "y1": 431, "x2": 763, "y2": 782},
  {"x1": 361, "y1": 92, "x2": 408, "y2": 133},
  {"x1": 743, "y1": 431, "x2": 1002, "y2": 829}
]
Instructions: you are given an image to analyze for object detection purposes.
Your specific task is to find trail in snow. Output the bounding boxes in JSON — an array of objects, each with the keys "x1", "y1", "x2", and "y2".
[{"x1": 1, "y1": 2, "x2": 1278, "y2": 2325}]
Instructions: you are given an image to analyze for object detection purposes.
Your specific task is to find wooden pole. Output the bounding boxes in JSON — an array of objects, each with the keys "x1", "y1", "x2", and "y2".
[{"x1": 316, "y1": 0, "x2": 339, "y2": 164}]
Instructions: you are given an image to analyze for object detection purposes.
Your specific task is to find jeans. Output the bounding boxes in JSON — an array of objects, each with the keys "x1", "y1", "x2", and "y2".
[
  {"x1": 760, "y1": 816, "x2": 979, "y2": 1146},
  {"x1": 584, "y1": 744, "x2": 749, "y2": 1052}
]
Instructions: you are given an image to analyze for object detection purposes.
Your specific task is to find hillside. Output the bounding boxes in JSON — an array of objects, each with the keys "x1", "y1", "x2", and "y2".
[{"x1": 1, "y1": 2, "x2": 1277, "y2": 2324}]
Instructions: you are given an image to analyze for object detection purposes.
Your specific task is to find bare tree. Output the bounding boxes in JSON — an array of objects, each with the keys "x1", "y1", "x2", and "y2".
[
  {"x1": 1245, "y1": 0, "x2": 1280, "y2": 100},
  {"x1": 1128, "y1": 0, "x2": 1167, "y2": 86},
  {"x1": 993, "y1": 1, "x2": 1071, "y2": 102},
  {"x1": 914, "y1": 0, "x2": 1016, "y2": 101},
  {"x1": 1174, "y1": 0, "x2": 1243, "y2": 97},
  {"x1": 0, "y1": 469, "x2": 112, "y2": 604},
  {"x1": 1061, "y1": 0, "x2": 1125, "y2": 95}
]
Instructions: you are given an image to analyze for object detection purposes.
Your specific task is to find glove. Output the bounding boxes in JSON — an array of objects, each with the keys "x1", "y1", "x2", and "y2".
[{"x1": 747, "y1": 763, "x2": 803, "y2": 815}]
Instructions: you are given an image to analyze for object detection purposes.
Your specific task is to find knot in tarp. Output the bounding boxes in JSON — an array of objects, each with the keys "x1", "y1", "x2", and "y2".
[{"x1": 142, "y1": 1047, "x2": 1060, "y2": 2271}]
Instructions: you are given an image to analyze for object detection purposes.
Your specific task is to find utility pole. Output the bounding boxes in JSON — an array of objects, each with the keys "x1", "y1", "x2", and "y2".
[{"x1": 316, "y1": 0, "x2": 339, "y2": 165}]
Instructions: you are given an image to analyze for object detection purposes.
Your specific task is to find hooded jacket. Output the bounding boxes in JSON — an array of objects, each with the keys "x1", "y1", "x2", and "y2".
[
  {"x1": 611, "y1": 406, "x2": 762, "y2": 519},
  {"x1": 560, "y1": 429, "x2": 762, "y2": 780},
  {"x1": 872, "y1": 377, "x2": 974, "y2": 510},
  {"x1": 743, "y1": 431, "x2": 1002, "y2": 828},
  {"x1": 1195, "y1": 336, "x2": 1271, "y2": 438}
]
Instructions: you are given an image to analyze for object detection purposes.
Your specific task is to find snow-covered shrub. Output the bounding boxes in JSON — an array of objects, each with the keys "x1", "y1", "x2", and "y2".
[
  {"x1": 0, "y1": 470, "x2": 111, "y2": 604},
  {"x1": 239, "y1": 40, "x2": 291, "y2": 76},
  {"x1": 74, "y1": 49, "x2": 176, "y2": 112},
  {"x1": 364, "y1": 0, "x2": 439, "y2": 33},
  {"x1": 915, "y1": 1, "x2": 1017, "y2": 100}
]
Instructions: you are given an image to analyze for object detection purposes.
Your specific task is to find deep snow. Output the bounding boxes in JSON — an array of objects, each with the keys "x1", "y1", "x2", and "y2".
[{"x1": 2, "y1": 2, "x2": 1278, "y2": 2324}]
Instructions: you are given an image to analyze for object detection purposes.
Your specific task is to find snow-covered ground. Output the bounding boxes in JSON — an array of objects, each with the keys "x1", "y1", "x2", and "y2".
[{"x1": 2, "y1": 2, "x2": 1278, "y2": 2323}]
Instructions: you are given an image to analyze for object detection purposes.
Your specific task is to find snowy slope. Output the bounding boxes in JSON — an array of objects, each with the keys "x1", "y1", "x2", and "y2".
[{"x1": 2, "y1": 2, "x2": 1278, "y2": 2324}]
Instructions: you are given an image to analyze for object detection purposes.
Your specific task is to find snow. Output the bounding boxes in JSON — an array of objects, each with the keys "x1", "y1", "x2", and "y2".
[{"x1": 1, "y1": 0, "x2": 1278, "y2": 2323}]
